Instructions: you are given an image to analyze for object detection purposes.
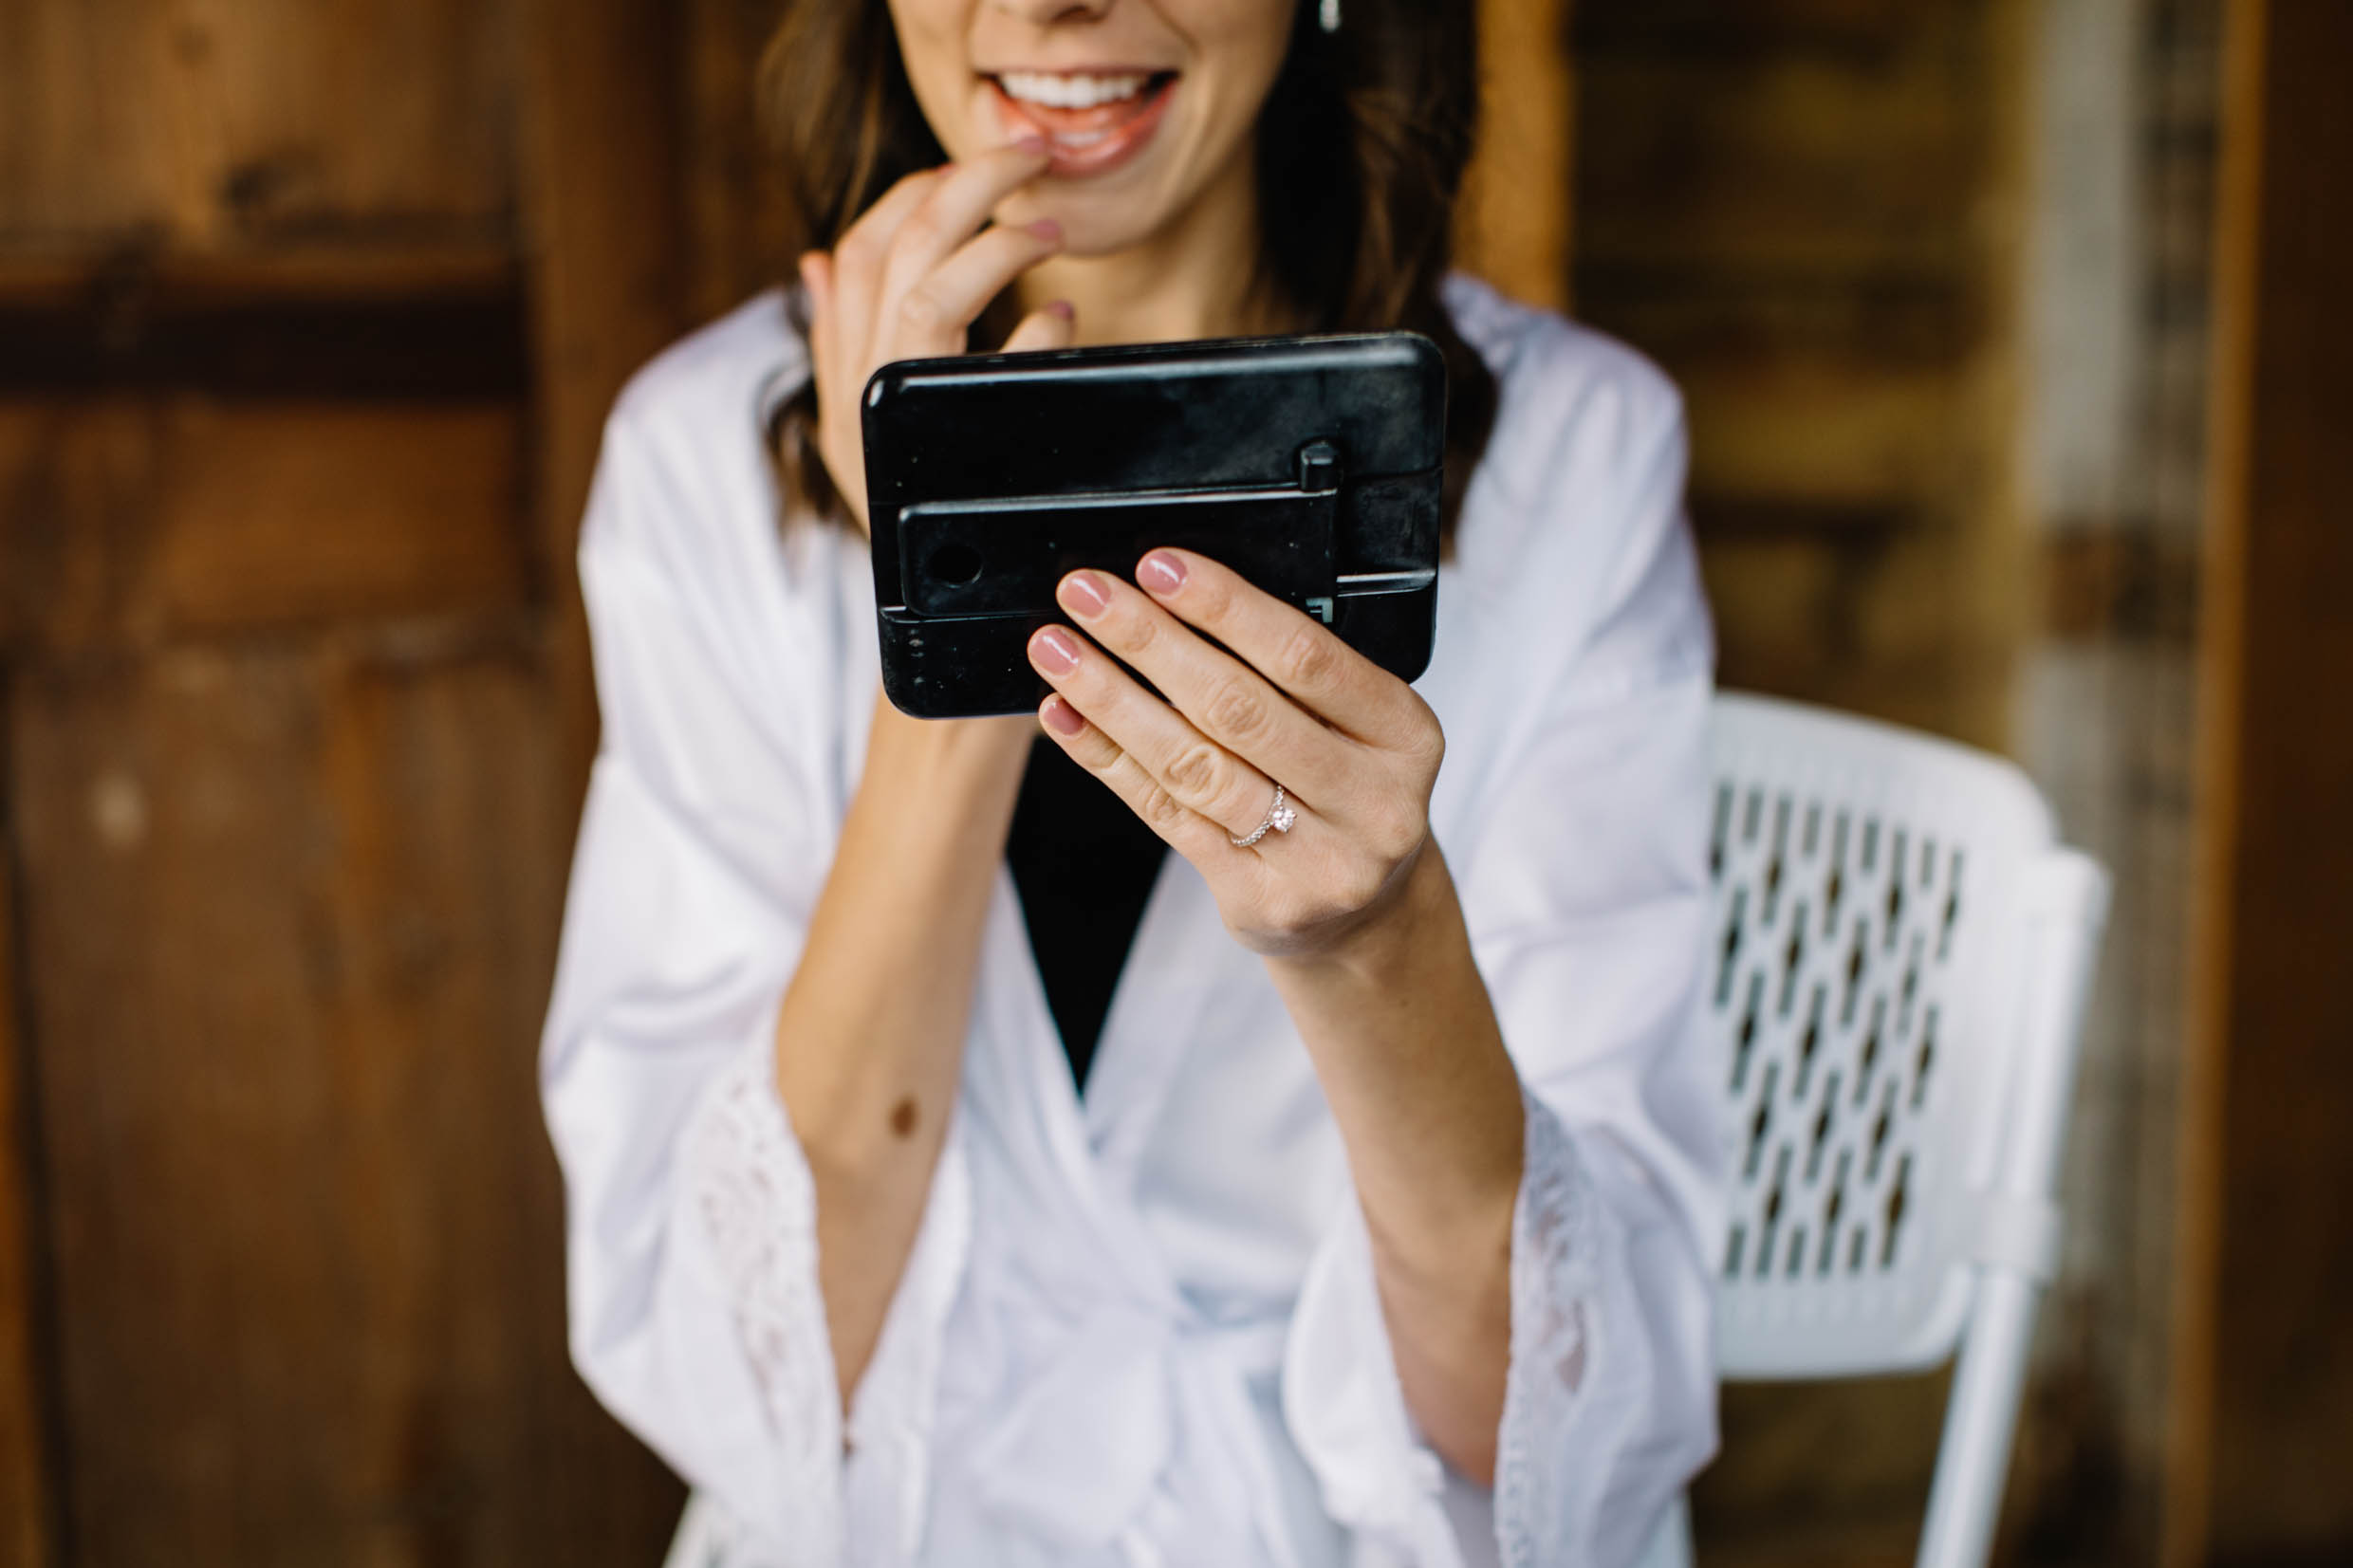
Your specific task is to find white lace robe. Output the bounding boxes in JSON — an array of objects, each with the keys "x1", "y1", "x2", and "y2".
[{"x1": 541, "y1": 274, "x2": 1722, "y2": 1568}]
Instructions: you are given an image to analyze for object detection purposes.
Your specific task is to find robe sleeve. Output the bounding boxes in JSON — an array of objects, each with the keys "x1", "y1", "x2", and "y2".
[
  {"x1": 539, "y1": 392, "x2": 969, "y2": 1566},
  {"x1": 1282, "y1": 368, "x2": 1722, "y2": 1568}
]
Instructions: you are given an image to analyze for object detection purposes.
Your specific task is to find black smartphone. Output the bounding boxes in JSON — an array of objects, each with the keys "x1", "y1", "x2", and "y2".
[{"x1": 861, "y1": 330, "x2": 1446, "y2": 718}]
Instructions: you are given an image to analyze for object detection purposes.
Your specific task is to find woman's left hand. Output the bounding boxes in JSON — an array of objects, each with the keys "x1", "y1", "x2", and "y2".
[{"x1": 1028, "y1": 548, "x2": 1445, "y2": 959}]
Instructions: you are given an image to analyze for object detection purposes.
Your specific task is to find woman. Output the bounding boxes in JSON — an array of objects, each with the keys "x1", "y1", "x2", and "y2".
[{"x1": 541, "y1": 1, "x2": 1720, "y2": 1564}]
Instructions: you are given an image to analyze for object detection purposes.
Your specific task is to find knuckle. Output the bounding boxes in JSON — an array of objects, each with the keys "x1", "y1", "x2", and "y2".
[
  {"x1": 1340, "y1": 860, "x2": 1390, "y2": 911},
  {"x1": 1115, "y1": 606, "x2": 1159, "y2": 655},
  {"x1": 896, "y1": 208, "x2": 944, "y2": 254},
  {"x1": 897, "y1": 286, "x2": 945, "y2": 332},
  {"x1": 835, "y1": 227, "x2": 880, "y2": 269},
  {"x1": 1277, "y1": 622, "x2": 1344, "y2": 691},
  {"x1": 1138, "y1": 782, "x2": 1187, "y2": 832},
  {"x1": 1203, "y1": 678, "x2": 1270, "y2": 745},
  {"x1": 1369, "y1": 802, "x2": 1427, "y2": 863},
  {"x1": 1264, "y1": 892, "x2": 1316, "y2": 936},
  {"x1": 1163, "y1": 742, "x2": 1227, "y2": 801}
]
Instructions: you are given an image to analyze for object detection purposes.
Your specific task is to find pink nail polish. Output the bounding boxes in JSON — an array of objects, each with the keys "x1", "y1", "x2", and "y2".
[
  {"x1": 1047, "y1": 300, "x2": 1075, "y2": 321},
  {"x1": 1028, "y1": 218, "x2": 1063, "y2": 242},
  {"x1": 1031, "y1": 626, "x2": 1081, "y2": 675},
  {"x1": 1139, "y1": 551, "x2": 1187, "y2": 596},
  {"x1": 1012, "y1": 134, "x2": 1048, "y2": 156},
  {"x1": 1042, "y1": 696, "x2": 1085, "y2": 737},
  {"x1": 1058, "y1": 571, "x2": 1109, "y2": 618}
]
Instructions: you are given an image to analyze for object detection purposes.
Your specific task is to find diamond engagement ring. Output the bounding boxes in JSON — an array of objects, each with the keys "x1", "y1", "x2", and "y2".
[{"x1": 1230, "y1": 783, "x2": 1298, "y2": 848}]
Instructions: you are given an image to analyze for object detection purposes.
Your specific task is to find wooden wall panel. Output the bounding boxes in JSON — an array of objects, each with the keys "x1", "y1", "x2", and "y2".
[
  {"x1": 0, "y1": 401, "x2": 528, "y2": 654},
  {"x1": 2191, "y1": 0, "x2": 2353, "y2": 1560},
  {"x1": 518, "y1": 0, "x2": 690, "y2": 787},
  {"x1": 0, "y1": 693, "x2": 51, "y2": 1567},
  {"x1": 9, "y1": 628, "x2": 676, "y2": 1566},
  {"x1": 0, "y1": 0, "x2": 690, "y2": 1559},
  {"x1": 1575, "y1": 0, "x2": 2029, "y2": 749},
  {"x1": 0, "y1": 0, "x2": 514, "y2": 247},
  {"x1": 677, "y1": 0, "x2": 798, "y2": 324},
  {"x1": 1458, "y1": 0, "x2": 1577, "y2": 310}
]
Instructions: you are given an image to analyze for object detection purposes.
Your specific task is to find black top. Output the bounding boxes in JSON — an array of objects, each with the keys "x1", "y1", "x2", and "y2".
[{"x1": 1005, "y1": 735, "x2": 1170, "y2": 1090}]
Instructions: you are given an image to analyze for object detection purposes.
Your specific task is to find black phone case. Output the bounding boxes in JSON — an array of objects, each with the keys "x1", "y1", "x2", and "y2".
[{"x1": 862, "y1": 330, "x2": 1446, "y2": 718}]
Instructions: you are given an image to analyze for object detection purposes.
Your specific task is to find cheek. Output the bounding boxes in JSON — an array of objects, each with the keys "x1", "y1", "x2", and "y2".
[
  {"x1": 1187, "y1": 0, "x2": 1297, "y2": 78},
  {"x1": 886, "y1": 0, "x2": 980, "y2": 150},
  {"x1": 1178, "y1": 4, "x2": 1295, "y2": 143}
]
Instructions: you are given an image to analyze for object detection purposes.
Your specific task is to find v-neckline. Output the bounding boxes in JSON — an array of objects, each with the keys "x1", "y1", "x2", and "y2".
[
  {"x1": 1005, "y1": 735, "x2": 1169, "y2": 1093},
  {"x1": 992, "y1": 843, "x2": 1232, "y2": 1208}
]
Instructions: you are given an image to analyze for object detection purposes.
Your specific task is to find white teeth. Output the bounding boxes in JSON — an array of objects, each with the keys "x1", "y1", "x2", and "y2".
[{"x1": 997, "y1": 71, "x2": 1151, "y2": 110}]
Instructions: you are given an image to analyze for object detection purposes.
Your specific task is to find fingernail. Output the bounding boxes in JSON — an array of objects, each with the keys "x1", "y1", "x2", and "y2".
[
  {"x1": 1042, "y1": 696, "x2": 1086, "y2": 737},
  {"x1": 1139, "y1": 552, "x2": 1187, "y2": 596},
  {"x1": 1030, "y1": 626, "x2": 1081, "y2": 676},
  {"x1": 1047, "y1": 300, "x2": 1074, "y2": 320},
  {"x1": 1058, "y1": 570, "x2": 1109, "y2": 618},
  {"x1": 1013, "y1": 134, "x2": 1048, "y2": 156},
  {"x1": 1027, "y1": 217, "x2": 1063, "y2": 242}
]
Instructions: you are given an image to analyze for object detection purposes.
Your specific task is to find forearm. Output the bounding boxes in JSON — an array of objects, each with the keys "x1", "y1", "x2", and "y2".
[
  {"x1": 774, "y1": 692, "x2": 1030, "y2": 1400},
  {"x1": 1263, "y1": 842, "x2": 1524, "y2": 1485}
]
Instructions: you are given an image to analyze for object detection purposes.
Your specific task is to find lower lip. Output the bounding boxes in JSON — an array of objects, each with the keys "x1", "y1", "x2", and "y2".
[{"x1": 990, "y1": 75, "x2": 1177, "y2": 179}]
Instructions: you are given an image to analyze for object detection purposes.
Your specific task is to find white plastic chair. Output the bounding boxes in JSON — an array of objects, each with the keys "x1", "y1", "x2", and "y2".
[{"x1": 1674, "y1": 692, "x2": 2110, "y2": 1568}]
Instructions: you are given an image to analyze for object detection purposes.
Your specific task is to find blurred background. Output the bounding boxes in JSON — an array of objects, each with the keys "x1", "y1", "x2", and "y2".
[{"x1": 0, "y1": 0, "x2": 2344, "y2": 1564}]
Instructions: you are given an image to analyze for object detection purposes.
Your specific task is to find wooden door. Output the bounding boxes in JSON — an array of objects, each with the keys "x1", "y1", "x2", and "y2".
[
  {"x1": 0, "y1": 1, "x2": 1589, "y2": 1560},
  {"x1": 0, "y1": 0, "x2": 683, "y2": 1560}
]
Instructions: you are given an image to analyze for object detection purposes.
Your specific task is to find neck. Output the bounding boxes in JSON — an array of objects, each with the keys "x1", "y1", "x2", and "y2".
[{"x1": 1013, "y1": 152, "x2": 1288, "y2": 345}]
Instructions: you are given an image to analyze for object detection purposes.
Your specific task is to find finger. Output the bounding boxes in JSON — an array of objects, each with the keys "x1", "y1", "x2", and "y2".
[
  {"x1": 998, "y1": 301, "x2": 1076, "y2": 354},
  {"x1": 878, "y1": 139, "x2": 1053, "y2": 307},
  {"x1": 1133, "y1": 548, "x2": 1431, "y2": 750},
  {"x1": 1039, "y1": 695, "x2": 1252, "y2": 870},
  {"x1": 881, "y1": 219, "x2": 1064, "y2": 360},
  {"x1": 1052, "y1": 567, "x2": 1358, "y2": 804},
  {"x1": 830, "y1": 167, "x2": 950, "y2": 373},
  {"x1": 1028, "y1": 624, "x2": 1288, "y2": 842}
]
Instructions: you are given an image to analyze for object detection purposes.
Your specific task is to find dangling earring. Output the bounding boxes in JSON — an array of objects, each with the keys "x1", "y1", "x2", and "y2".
[{"x1": 1319, "y1": 0, "x2": 1341, "y2": 33}]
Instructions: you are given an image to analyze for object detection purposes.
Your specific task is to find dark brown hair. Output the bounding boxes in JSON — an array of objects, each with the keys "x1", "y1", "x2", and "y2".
[{"x1": 758, "y1": 1, "x2": 1498, "y2": 539}]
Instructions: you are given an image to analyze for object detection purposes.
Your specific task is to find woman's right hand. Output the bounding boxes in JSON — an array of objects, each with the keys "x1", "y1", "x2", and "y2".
[{"x1": 798, "y1": 138, "x2": 1076, "y2": 536}]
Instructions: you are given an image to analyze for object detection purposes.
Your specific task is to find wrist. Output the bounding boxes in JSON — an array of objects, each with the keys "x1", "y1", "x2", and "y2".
[
  {"x1": 865, "y1": 691, "x2": 1034, "y2": 780},
  {"x1": 1269, "y1": 836, "x2": 1447, "y2": 980}
]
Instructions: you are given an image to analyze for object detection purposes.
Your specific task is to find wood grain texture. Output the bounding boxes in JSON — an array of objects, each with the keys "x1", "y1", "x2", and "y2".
[
  {"x1": 1457, "y1": 0, "x2": 1576, "y2": 310},
  {"x1": 679, "y1": 0, "x2": 800, "y2": 323},
  {"x1": 10, "y1": 626, "x2": 677, "y2": 1567},
  {"x1": 2166, "y1": 3, "x2": 2265, "y2": 1562},
  {"x1": 0, "y1": 0, "x2": 513, "y2": 248},
  {"x1": 0, "y1": 248, "x2": 526, "y2": 399},
  {"x1": 1574, "y1": 0, "x2": 2028, "y2": 749},
  {"x1": 2196, "y1": 0, "x2": 2353, "y2": 1558},
  {"x1": 0, "y1": 400, "x2": 529, "y2": 654},
  {"x1": 0, "y1": 681, "x2": 53, "y2": 1568},
  {"x1": 517, "y1": 0, "x2": 690, "y2": 795}
]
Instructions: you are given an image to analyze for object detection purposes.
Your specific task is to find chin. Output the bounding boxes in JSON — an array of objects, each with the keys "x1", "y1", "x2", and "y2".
[{"x1": 984, "y1": 175, "x2": 1163, "y2": 255}]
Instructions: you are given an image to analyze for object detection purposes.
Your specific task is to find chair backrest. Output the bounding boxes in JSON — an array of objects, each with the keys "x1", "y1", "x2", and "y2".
[{"x1": 1703, "y1": 693, "x2": 2084, "y2": 1379}]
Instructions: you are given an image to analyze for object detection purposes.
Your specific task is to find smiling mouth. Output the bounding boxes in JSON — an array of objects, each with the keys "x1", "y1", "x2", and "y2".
[{"x1": 987, "y1": 69, "x2": 1179, "y2": 176}]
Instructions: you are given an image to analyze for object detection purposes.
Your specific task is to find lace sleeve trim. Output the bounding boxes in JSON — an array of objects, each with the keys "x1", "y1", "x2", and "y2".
[
  {"x1": 1493, "y1": 1086, "x2": 1602, "y2": 1568},
  {"x1": 682, "y1": 1042, "x2": 845, "y2": 1559}
]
